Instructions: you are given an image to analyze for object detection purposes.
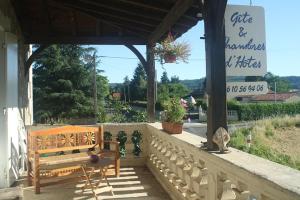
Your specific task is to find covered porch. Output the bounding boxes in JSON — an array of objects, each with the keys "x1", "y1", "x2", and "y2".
[{"x1": 0, "y1": 0, "x2": 300, "y2": 200}]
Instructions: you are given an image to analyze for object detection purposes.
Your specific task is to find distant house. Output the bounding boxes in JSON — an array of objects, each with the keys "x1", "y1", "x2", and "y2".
[
  {"x1": 112, "y1": 92, "x2": 121, "y2": 100},
  {"x1": 251, "y1": 92, "x2": 300, "y2": 103}
]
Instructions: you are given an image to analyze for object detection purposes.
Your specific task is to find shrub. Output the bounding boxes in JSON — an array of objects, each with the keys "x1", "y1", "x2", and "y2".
[
  {"x1": 163, "y1": 98, "x2": 186, "y2": 123},
  {"x1": 228, "y1": 102, "x2": 300, "y2": 121}
]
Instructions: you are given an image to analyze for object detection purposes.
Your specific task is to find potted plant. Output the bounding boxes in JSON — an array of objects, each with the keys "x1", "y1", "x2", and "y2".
[
  {"x1": 154, "y1": 33, "x2": 191, "y2": 64},
  {"x1": 161, "y1": 98, "x2": 186, "y2": 134}
]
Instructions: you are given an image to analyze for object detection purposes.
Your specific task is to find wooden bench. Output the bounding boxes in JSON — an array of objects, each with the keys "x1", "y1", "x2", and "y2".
[{"x1": 27, "y1": 125, "x2": 120, "y2": 194}]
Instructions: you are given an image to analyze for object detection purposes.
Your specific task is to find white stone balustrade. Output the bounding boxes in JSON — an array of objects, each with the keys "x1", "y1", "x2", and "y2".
[
  {"x1": 29, "y1": 123, "x2": 300, "y2": 200},
  {"x1": 146, "y1": 123, "x2": 300, "y2": 200}
]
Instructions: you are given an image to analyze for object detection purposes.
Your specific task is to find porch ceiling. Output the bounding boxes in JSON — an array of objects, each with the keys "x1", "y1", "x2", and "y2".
[{"x1": 11, "y1": 0, "x2": 203, "y2": 45}]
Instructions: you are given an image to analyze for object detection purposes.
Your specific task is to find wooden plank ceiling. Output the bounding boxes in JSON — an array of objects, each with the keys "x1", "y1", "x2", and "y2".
[{"x1": 11, "y1": 0, "x2": 203, "y2": 45}]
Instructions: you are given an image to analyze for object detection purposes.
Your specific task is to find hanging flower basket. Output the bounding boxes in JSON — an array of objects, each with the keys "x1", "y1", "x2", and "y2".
[
  {"x1": 163, "y1": 53, "x2": 177, "y2": 63},
  {"x1": 154, "y1": 32, "x2": 191, "y2": 64}
]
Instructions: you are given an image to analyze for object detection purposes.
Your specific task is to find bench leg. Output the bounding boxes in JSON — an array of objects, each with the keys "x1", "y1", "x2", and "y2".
[
  {"x1": 27, "y1": 161, "x2": 32, "y2": 186},
  {"x1": 115, "y1": 158, "x2": 120, "y2": 177},
  {"x1": 33, "y1": 154, "x2": 40, "y2": 194}
]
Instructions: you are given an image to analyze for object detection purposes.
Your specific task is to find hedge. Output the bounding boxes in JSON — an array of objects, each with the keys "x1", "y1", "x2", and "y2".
[{"x1": 228, "y1": 102, "x2": 300, "y2": 121}]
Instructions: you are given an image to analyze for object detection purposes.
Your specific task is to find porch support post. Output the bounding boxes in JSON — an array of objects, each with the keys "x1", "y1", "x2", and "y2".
[
  {"x1": 204, "y1": 0, "x2": 228, "y2": 150},
  {"x1": 25, "y1": 44, "x2": 49, "y2": 75},
  {"x1": 146, "y1": 44, "x2": 156, "y2": 122}
]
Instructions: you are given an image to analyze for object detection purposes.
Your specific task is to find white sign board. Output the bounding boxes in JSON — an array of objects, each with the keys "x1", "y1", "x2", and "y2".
[
  {"x1": 227, "y1": 81, "x2": 268, "y2": 98},
  {"x1": 225, "y1": 5, "x2": 267, "y2": 76}
]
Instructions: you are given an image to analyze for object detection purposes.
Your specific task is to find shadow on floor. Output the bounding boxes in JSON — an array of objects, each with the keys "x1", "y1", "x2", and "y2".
[{"x1": 22, "y1": 167, "x2": 170, "y2": 200}]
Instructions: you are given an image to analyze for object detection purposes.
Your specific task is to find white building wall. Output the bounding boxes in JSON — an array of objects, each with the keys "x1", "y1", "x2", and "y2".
[{"x1": 0, "y1": 0, "x2": 32, "y2": 188}]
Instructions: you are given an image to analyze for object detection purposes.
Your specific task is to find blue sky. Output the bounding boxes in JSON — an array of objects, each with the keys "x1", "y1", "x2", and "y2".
[{"x1": 94, "y1": 0, "x2": 300, "y2": 83}]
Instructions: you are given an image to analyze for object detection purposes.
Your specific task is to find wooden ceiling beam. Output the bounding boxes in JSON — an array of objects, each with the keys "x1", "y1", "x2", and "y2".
[
  {"x1": 80, "y1": 0, "x2": 164, "y2": 22},
  {"x1": 52, "y1": 3, "x2": 153, "y2": 32},
  {"x1": 80, "y1": 0, "x2": 192, "y2": 29},
  {"x1": 49, "y1": 1, "x2": 149, "y2": 38},
  {"x1": 43, "y1": 0, "x2": 54, "y2": 36},
  {"x1": 24, "y1": 36, "x2": 146, "y2": 45},
  {"x1": 148, "y1": 0, "x2": 194, "y2": 43},
  {"x1": 57, "y1": 0, "x2": 157, "y2": 28},
  {"x1": 119, "y1": 0, "x2": 198, "y2": 22}
]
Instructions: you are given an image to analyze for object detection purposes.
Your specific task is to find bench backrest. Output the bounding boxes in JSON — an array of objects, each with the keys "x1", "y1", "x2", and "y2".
[{"x1": 28, "y1": 125, "x2": 103, "y2": 154}]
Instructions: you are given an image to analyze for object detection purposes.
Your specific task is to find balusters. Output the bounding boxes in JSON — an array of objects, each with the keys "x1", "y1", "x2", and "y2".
[
  {"x1": 162, "y1": 144, "x2": 173, "y2": 177},
  {"x1": 168, "y1": 146, "x2": 179, "y2": 182},
  {"x1": 218, "y1": 173, "x2": 236, "y2": 200},
  {"x1": 234, "y1": 182, "x2": 250, "y2": 200},
  {"x1": 173, "y1": 149, "x2": 187, "y2": 189}
]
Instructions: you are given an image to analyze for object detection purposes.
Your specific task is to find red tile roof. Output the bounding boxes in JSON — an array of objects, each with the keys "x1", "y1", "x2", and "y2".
[{"x1": 252, "y1": 92, "x2": 298, "y2": 101}]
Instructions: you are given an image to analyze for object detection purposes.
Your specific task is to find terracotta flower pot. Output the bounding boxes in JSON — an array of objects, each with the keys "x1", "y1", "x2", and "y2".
[
  {"x1": 162, "y1": 122, "x2": 183, "y2": 134},
  {"x1": 164, "y1": 54, "x2": 176, "y2": 63}
]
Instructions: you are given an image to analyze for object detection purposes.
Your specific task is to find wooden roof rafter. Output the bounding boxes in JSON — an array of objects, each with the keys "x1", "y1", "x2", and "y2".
[
  {"x1": 118, "y1": 0, "x2": 199, "y2": 22},
  {"x1": 78, "y1": 0, "x2": 192, "y2": 29},
  {"x1": 55, "y1": 0, "x2": 157, "y2": 29},
  {"x1": 148, "y1": 0, "x2": 195, "y2": 43},
  {"x1": 12, "y1": 0, "x2": 201, "y2": 45},
  {"x1": 48, "y1": 1, "x2": 150, "y2": 39}
]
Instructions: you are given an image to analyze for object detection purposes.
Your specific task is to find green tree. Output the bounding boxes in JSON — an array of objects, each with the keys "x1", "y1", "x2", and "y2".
[
  {"x1": 157, "y1": 82, "x2": 190, "y2": 109},
  {"x1": 129, "y1": 63, "x2": 147, "y2": 101},
  {"x1": 170, "y1": 75, "x2": 180, "y2": 83},
  {"x1": 264, "y1": 72, "x2": 291, "y2": 92},
  {"x1": 33, "y1": 45, "x2": 109, "y2": 123},
  {"x1": 245, "y1": 73, "x2": 291, "y2": 92},
  {"x1": 161, "y1": 71, "x2": 169, "y2": 84}
]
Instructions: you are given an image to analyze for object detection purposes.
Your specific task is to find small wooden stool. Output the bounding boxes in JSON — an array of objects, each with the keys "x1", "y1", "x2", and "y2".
[{"x1": 80, "y1": 157, "x2": 114, "y2": 200}]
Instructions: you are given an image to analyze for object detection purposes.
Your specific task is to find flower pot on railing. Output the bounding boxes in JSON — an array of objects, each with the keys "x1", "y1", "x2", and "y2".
[
  {"x1": 161, "y1": 98, "x2": 186, "y2": 134},
  {"x1": 162, "y1": 121, "x2": 183, "y2": 134}
]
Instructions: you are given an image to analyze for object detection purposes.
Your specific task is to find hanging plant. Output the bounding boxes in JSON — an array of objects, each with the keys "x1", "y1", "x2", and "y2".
[{"x1": 154, "y1": 32, "x2": 191, "y2": 64}]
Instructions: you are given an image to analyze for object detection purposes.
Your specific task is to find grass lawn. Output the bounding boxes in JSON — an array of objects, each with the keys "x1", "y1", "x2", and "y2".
[{"x1": 229, "y1": 115, "x2": 300, "y2": 170}]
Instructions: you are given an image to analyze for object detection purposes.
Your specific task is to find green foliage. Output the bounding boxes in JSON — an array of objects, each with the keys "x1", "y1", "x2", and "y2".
[
  {"x1": 161, "y1": 71, "x2": 170, "y2": 84},
  {"x1": 170, "y1": 76, "x2": 180, "y2": 83},
  {"x1": 228, "y1": 101, "x2": 300, "y2": 121},
  {"x1": 265, "y1": 127, "x2": 274, "y2": 137},
  {"x1": 157, "y1": 82, "x2": 190, "y2": 111},
  {"x1": 33, "y1": 45, "x2": 109, "y2": 123},
  {"x1": 109, "y1": 101, "x2": 147, "y2": 123},
  {"x1": 163, "y1": 98, "x2": 186, "y2": 123},
  {"x1": 245, "y1": 72, "x2": 291, "y2": 92},
  {"x1": 282, "y1": 76, "x2": 300, "y2": 90},
  {"x1": 196, "y1": 99, "x2": 207, "y2": 111},
  {"x1": 117, "y1": 131, "x2": 127, "y2": 157},
  {"x1": 230, "y1": 124, "x2": 300, "y2": 170},
  {"x1": 154, "y1": 35, "x2": 191, "y2": 64},
  {"x1": 131, "y1": 130, "x2": 142, "y2": 156},
  {"x1": 129, "y1": 63, "x2": 147, "y2": 101},
  {"x1": 264, "y1": 72, "x2": 291, "y2": 92}
]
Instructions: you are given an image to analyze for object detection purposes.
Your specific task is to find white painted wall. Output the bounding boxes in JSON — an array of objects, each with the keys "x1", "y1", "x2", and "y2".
[
  {"x1": 0, "y1": 29, "x2": 8, "y2": 188},
  {"x1": 0, "y1": 1, "x2": 31, "y2": 188},
  {"x1": 5, "y1": 32, "x2": 20, "y2": 186}
]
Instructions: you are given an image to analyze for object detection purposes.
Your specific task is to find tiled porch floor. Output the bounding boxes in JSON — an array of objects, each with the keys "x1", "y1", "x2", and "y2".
[{"x1": 22, "y1": 167, "x2": 170, "y2": 200}]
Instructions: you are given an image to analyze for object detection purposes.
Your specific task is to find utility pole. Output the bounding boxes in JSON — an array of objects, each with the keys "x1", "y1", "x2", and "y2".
[
  {"x1": 128, "y1": 84, "x2": 130, "y2": 102},
  {"x1": 93, "y1": 52, "x2": 98, "y2": 122},
  {"x1": 274, "y1": 81, "x2": 277, "y2": 103},
  {"x1": 124, "y1": 86, "x2": 126, "y2": 103}
]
